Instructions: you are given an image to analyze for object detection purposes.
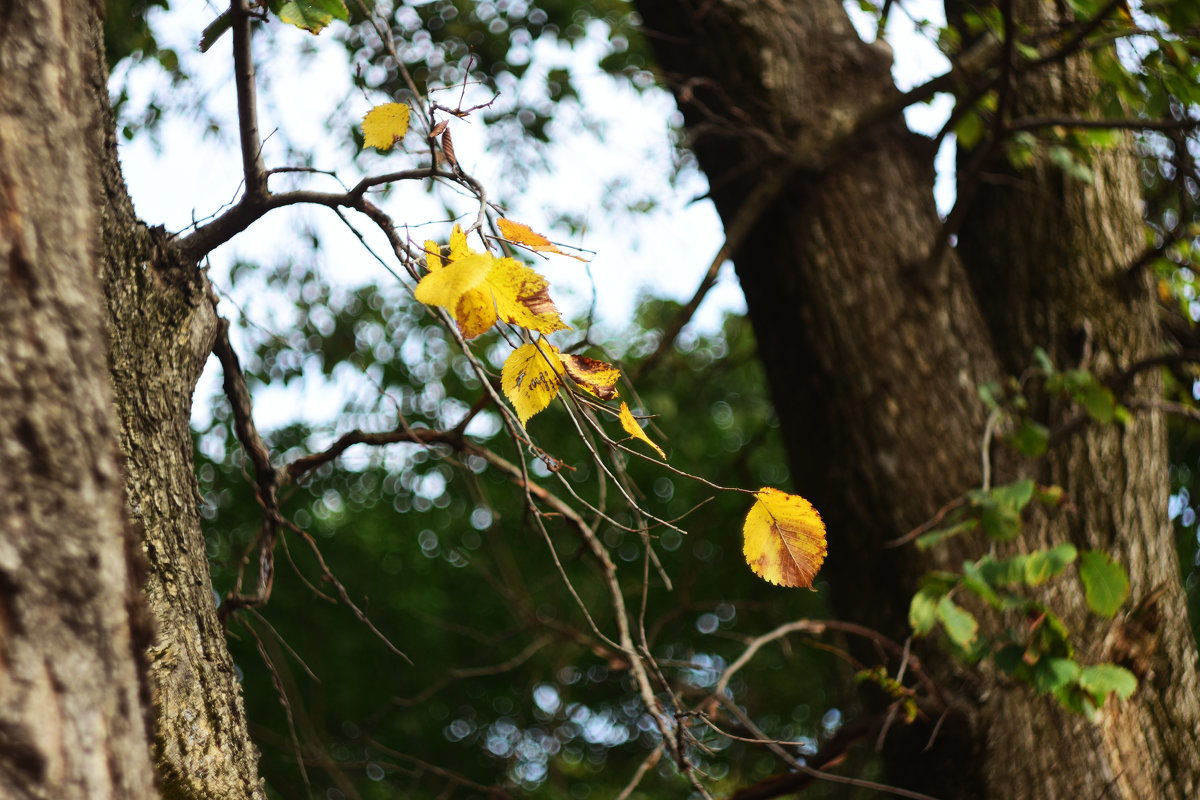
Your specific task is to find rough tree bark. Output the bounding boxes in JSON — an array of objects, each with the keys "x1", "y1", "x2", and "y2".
[
  {"x1": 1, "y1": 0, "x2": 265, "y2": 798},
  {"x1": 0, "y1": 1, "x2": 158, "y2": 797},
  {"x1": 636, "y1": 1, "x2": 1200, "y2": 797}
]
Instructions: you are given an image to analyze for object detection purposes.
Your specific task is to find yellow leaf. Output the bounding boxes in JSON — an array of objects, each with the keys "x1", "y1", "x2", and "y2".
[
  {"x1": 414, "y1": 252, "x2": 492, "y2": 309},
  {"x1": 619, "y1": 402, "x2": 665, "y2": 459},
  {"x1": 414, "y1": 226, "x2": 569, "y2": 339},
  {"x1": 362, "y1": 103, "x2": 411, "y2": 151},
  {"x1": 497, "y1": 217, "x2": 588, "y2": 261},
  {"x1": 486, "y1": 257, "x2": 570, "y2": 335},
  {"x1": 561, "y1": 354, "x2": 620, "y2": 400},
  {"x1": 423, "y1": 240, "x2": 444, "y2": 272},
  {"x1": 448, "y1": 225, "x2": 471, "y2": 260},
  {"x1": 742, "y1": 488, "x2": 827, "y2": 589},
  {"x1": 502, "y1": 341, "x2": 565, "y2": 427}
]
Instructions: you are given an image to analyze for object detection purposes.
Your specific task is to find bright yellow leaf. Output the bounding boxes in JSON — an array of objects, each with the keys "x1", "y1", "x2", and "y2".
[
  {"x1": 414, "y1": 252, "x2": 492, "y2": 309},
  {"x1": 562, "y1": 354, "x2": 620, "y2": 400},
  {"x1": 619, "y1": 402, "x2": 665, "y2": 459},
  {"x1": 497, "y1": 218, "x2": 588, "y2": 261},
  {"x1": 743, "y1": 488, "x2": 827, "y2": 588},
  {"x1": 485, "y1": 257, "x2": 570, "y2": 335},
  {"x1": 423, "y1": 240, "x2": 444, "y2": 272},
  {"x1": 362, "y1": 103, "x2": 411, "y2": 151},
  {"x1": 502, "y1": 341, "x2": 565, "y2": 427},
  {"x1": 414, "y1": 226, "x2": 569, "y2": 339},
  {"x1": 448, "y1": 225, "x2": 471, "y2": 260}
]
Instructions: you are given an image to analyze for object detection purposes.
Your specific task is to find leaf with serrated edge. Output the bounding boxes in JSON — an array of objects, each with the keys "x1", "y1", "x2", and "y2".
[
  {"x1": 561, "y1": 354, "x2": 619, "y2": 400},
  {"x1": 362, "y1": 102, "x2": 411, "y2": 151},
  {"x1": 485, "y1": 257, "x2": 570, "y2": 334},
  {"x1": 502, "y1": 341, "x2": 564, "y2": 427},
  {"x1": 742, "y1": 487, "x2": 827, "y2": 588},
  {"x1": 497, "y1": 217, "x2": 588, "y2": 261},
  {"x1": 619, "y1": 402, "x2": 665, "y2": 459}
]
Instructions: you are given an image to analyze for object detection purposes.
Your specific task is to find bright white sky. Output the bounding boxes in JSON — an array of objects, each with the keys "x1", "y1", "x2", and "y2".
[{"x1": 113, "y1": 1, "x2": 954, "y2": 431}]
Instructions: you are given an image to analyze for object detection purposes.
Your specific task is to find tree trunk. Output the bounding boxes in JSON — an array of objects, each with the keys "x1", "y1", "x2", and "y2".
[
  {"x1": 2, "y1": 1, "x2": 265, "y2": 798},
  {"x1": 0, "y1": 1, "x2": 157, "y2": 797},
  {"x1": 952, "y1": 3, "x2": 1200, "y2": 796},
  {"x1": 636, "y1": 1, "x2": 1200, "y2": 797}
]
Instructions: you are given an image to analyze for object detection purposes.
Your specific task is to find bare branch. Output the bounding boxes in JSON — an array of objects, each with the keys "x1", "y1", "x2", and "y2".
[{"x1": 231, "y1": 0, "x2": 268, "y2": 200}]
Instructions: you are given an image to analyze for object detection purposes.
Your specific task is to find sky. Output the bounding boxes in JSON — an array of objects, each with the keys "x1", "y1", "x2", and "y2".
[{"x1": 112, "y1": 1, "x2": 955, "y2": 430}]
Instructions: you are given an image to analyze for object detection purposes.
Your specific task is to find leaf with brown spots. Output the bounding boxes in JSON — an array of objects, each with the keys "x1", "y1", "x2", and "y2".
[{"x1": 742, "y1": 488, "x2": 827, "y2": 588}]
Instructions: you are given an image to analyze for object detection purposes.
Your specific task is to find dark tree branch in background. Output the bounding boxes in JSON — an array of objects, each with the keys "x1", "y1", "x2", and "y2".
[{"x1": 633, "y1": 35, "x2": 1004, "y2": 378}]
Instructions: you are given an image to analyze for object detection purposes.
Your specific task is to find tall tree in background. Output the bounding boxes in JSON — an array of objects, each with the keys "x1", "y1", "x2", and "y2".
[
  {"x1": 4, "y1": 0, "x2": 1200, "y2": 798},
  {"x1": 636, "y1": 0, "x2": 1200, "y2": 797}
]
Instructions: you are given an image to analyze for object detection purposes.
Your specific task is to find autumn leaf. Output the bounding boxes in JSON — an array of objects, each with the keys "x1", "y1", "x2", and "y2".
[
  {"x1": 561, "y1": 354, "x2": 620, "y2": 400},
  {"x1": 497, "y1": 218, "x2": 588, "y2": 261},
  {"x1": 619, "y1": 402, "x2": 665, "y2": 459},
  {"x1": 362, "y1": 103, "x2": 411, "y2": 151},
  {"x1": 502, "y1": 341, "x2": 565, "y2": 427},
  {"x1": 414, "y1": 225, "x2": 569, "y2": 339},
  {"x1": 742, "y1": 488, "x2": 827, "y2": 588}
]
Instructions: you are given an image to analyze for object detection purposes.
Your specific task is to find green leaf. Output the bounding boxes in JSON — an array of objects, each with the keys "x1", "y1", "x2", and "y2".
[
  {"x1": 916, "y1": 518, "x2": 978, "y2": 550},
  {"x1": 1053, "y1": 682, "x2": 1100, "y2": 720},
  {"x1": 1033, "y1": 346, "x2": 1055, "y2": 375},
  {"x1": 936, "y1": 595, "x2": 979, "y2": 647},
  {"x1": 1024, "y1": 543, "x2": 1078, "y2": 586},
  {"x1": 1071, "y1": 373, "x2": 1119, "y2": 423},
  {"x1": 1079, "y1": 550, "x2": 1130, "y2": 618},
  {"x1": 977, "y1": 479, "x2": 1035, "y2": 541},
  {"x1": 1008, "y1": 418, "x2": 1049, "y2": 458},
  {"x1": 977, "y1": 381, "x2": 1002, "y2": 409},
  {"x1": 1048, "y1": 144, "x2": 1095, "y2": 184},
  {"x1": 976, "y1": 553, "x2": 1028, "y2": 588},
  {"x1": 956, "y1": 110, "x2": 986, "y2": 149},
  {"x1": 1032, "y1": 657, "x2": 1080, "y2": 693},
  {"x1": 1078, "y1": 663, "x2": 1138, "y2": 703},
  {"x1": 909, "y1": 586, "x2": 942, "y2": 636},
  {"x1": 277, "y1": 0, "x2": 348, "y2": 33},
  {"x1": 961, "y1": 561, "x2": 1002, "y2": 608}
]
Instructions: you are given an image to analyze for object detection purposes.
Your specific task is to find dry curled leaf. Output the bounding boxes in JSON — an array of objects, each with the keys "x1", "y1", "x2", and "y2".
[
  {"x1": 742, "y1": 487, "x2": 827, "y2": 588},
  {"x1": 441, "y1": 128, "x2": 458, "y2": 170},
  {"x1": 497, "y1": 218, "x2": 588, "y2": 261},
  {"x1": 561, "y1": 354, "x2": 620, "y2": 400}
]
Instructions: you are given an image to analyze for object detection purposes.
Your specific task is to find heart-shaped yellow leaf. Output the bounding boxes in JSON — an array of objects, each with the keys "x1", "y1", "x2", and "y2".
[{"x1": 742, "y1": 488, "x2": 827, "y2": 588}]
